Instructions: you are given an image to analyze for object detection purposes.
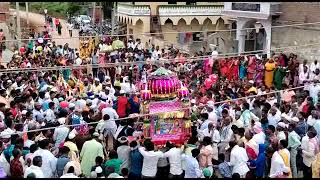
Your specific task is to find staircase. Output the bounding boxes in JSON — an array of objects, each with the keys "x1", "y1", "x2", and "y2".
[{"x1": 150, "y1": 15, "x2": 163, "y2": 39}]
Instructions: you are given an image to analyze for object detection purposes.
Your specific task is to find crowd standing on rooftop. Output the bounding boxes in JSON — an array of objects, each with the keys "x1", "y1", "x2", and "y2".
[{"x1": 0, "y1": 13, "x2": 320, "y2": 179}]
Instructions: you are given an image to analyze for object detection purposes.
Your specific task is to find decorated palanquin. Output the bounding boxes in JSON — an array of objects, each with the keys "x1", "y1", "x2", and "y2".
[
  {"x1": 79, "y1": 37, "x2": 95, "y2": 59},
  {"x1": 140, "y1": 67, "x2": 191, "y2": 145}
]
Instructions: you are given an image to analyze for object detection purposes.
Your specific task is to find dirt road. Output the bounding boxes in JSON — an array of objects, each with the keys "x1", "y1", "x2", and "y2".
[{"x1": 16, "y1": 10, "x2": 80, "y2": 49}]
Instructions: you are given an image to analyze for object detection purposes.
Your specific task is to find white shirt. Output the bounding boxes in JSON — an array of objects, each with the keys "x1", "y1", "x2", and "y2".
[
  {"x1": 101, "y1": 107, "x2": 119, "y2": 120},
  {"x1": 301, "y1": 136, "x2": 317, "y2": 167},
  {"x1": 229, "y1": 145, "x2": 249, "y2": 176},
  {"x1": 60, "y1": 173, "x2": 79, "y2": 178},
  {"x1": 208, "y1": 111, "x2": 218, "y2": 126},
  {"x1": 67, "y1": 23, "x2": 73, "y2": 31},
  {"x1": 220, "y1": 124, "x2": 233, "y2": 143},
  {"x1": 121, "y1": 82, "x2": 136, "y2": 94},
  {"x1": 127, "y1": 42, "x2": 135, "y2": 49},
  {"x1": 75, "y1": 57, "x2": 82, "y2": 66},
  {"x1": 299, "y1": 64, "x2": 309, "y2": 74},
  {"x1": 307, "y1": 116, "x2": 317, "y2": 126},
  {"x1": 33, "y1": 149, "x2": 57, "y2": 178},
  {"x1": 104, "y1": 119, "x2": 117, "y2": 137},
  {"x1": 44, "y1": 109, "x2": 56, "y2": 123},
  {"x1": 267, "y1": 110, "x2": 281, "y2": 127},
  {"x1": 24, "y1": 139, "x2": 35, "y2": 148},
  {"x1": 307, "y1": 84, "x2": 320, "y2": 103},
  {"x1": 181, "y1": 154, "x2": 202, "y2": 178},
  {"x1": 269, "y1": 151, "x2": 290, "y2": 178},
  {"x1": 253, "y1": 131, "x2": 266, "y2": 145},
  {"x1": 199, "y1": 119, "x2": 210, "y2": 131},
  {"x1": 203, "y1": 128, "x2": 220, "y2": 143},
  {"x1": 99, "y1": 92, "x2": 115, "y2": 104},
  {"x1": 211, "y1": 50, "x2": 218, "y2": 58},
  {"x1": 0, "y1": 153, "x2": 10, "y2": 176},
  {"x1": 163, "y1": 147, "x2": 183, "y2": 175},
  {"x1": 299, "y1": 71, "x2": 309, "y2": 84},
  {"x1": 277, "y1": 131, "x2": 286, "y2": 141},
  {"x1": 139, "y1": 147, "x2": 164, "y2": 177},
  {"x1": 135, "y1": 42, "x2": 143, "y2": 50},
  {"x1": 24, "y1": 165, "x2": 45, "y2": 178},
  {"x1": 0, "y1": 111, "x2": 4, "y2": 121},
  {"x1": 309, "y1": 62, "x2": 319, "y2": 73}
]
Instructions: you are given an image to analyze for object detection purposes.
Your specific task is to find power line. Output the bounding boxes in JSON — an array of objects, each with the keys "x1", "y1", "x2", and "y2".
[
  {"x1": 1, "y1": 42, "x2": 320, "y2": 73},
  {"x1": 0, "y1": 83, "x2": 313, "y2": 137},
  {"x1": 5, "y1": 20, "x2": 320, "y2": 42}
]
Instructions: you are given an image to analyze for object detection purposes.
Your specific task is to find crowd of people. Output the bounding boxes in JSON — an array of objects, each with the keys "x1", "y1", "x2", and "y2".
[{"x1": 0, "y1": 15, "x2": 320, "y2": 178}]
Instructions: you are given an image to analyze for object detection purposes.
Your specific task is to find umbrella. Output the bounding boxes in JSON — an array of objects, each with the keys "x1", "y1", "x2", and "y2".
[{"x1": 112, "y1": 39, "x2": 125, "y2": 50}]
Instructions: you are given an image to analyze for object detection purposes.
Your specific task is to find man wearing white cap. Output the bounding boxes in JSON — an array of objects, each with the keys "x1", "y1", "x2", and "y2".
[
  {"x1": 121, "y1": 76, "x2": 136, "y2": 94},
  {"x1": 99, "y1": 86, "x2": 115, "y2": 104},
  {"x1": 268, "y1": 107, "x2": 281, "y2": 127},
  {"x1": 33, "y1": 102, "x2": 44, "y2": 122},
  {"x1": 252, "y1": 122, "x2": 266, "y2": 145},
  {"x1": 203, "y1": 101, "x2": 218, "y2": 126},
  {"x1": 53, "y1": 113, "x2": 70, "y2": 148},
  {"x1": 276, "y1": 122, "x2": 287, "y2": 141}
]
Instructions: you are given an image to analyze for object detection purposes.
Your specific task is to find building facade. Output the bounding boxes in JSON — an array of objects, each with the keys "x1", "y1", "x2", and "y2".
[
  {"x1": 223, "y1": 2, "x2": 281, "y2": 58},
  {"x1": 117, "y1": 2, "x2": 232, "y2": 54},
  {"x1": 0, "y1": 2, "x2": 9, "y2": 22}
]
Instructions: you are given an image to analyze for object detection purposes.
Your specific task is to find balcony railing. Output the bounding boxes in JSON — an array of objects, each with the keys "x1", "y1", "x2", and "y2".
[
  {"x1": 158, "y1": 5, "x2": 224, "y2": 16},
  {"x1": 117, "y1": 4, "x2": 150, "y2": 16}
]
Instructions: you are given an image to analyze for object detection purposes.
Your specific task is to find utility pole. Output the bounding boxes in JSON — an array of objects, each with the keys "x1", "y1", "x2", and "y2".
[
  {"x1": 100, "y1": 2, "x2": 103, "y2": 35},
  {"x1": 26, "y1": 2, "x2": 29, "y2": 27},
  {"x1": 92, "y1": 2, "x2": 96, "y2": 25},
  {"x1": 16, "y1": 2, "x2": 21, "y2": 49},
  {"x1": 111, "y1": 2, "x2": 117, "y2": 35}
]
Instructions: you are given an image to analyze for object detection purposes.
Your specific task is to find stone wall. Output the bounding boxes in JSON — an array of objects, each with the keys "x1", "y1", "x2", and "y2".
[{"x1": 271, "y1": 2, "x2": 320, "y2": 61}]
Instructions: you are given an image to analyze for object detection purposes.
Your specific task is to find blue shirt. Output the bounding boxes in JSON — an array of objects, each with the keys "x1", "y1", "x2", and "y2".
[
  {"x1": 129, "y1": 149, "x2": 143, "y2": 175},
  {"x1": 218, "y1": 162, "x2": 232, "y2": 178},
  {"x1": 56, "y1": 155, "x2": 70, "y2": 177},
  {"x1": 181, "y1": 154, "x2": 202, "y2": 178},
  {"x1": 128, "y1": 97, "x2": 140, "y2": 114},
  {"x1": 295, "y1": 121, "x2": 307, "y2": 138},
  {"x1": 71, "y1": 114, "x2": 81, "y2": 125}
]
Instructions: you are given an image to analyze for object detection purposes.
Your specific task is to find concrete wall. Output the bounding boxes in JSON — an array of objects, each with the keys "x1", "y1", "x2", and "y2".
[
  {"x1": 276, "y1": 2, "x2": 320, "y2": 23},
  {"x1": 270, "y1": 2, "x2": 320, "y2": 61},
  {"x1": 271, "y1": 26, "x2": 320, "y2": 61}
]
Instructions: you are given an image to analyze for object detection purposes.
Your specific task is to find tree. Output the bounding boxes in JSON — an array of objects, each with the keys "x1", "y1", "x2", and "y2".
[{"x1": 66, "y1": 4, "x2": 81, "y2": 16}]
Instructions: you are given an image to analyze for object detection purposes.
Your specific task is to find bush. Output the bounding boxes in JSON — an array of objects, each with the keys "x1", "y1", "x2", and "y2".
[{"x1": 27, "y1": 2, "x2": 84, "y2": 18}]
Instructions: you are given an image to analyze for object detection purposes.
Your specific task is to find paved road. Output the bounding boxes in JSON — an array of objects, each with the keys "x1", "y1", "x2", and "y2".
[{"x1": 14, "y1": 10, "x2": 80, "y2": 49}]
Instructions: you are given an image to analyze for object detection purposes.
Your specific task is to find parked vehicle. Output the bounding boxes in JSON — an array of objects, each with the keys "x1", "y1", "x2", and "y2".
[{"x1": 77, "y1": 15, "x2": 92, "y2": 24}]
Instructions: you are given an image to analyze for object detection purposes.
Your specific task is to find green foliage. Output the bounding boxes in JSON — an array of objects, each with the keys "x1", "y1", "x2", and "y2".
[{"x1": 27, "y1": 2, "x2": 85, "y2": 18}]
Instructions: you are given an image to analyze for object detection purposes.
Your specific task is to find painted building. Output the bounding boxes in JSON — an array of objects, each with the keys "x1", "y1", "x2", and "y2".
[
  {"x1": 117, "y1": 2, "x2": 232, "y2": 54},
  {"x1": 223, "y1": 2, "x2": 281, "y2": 57}
]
